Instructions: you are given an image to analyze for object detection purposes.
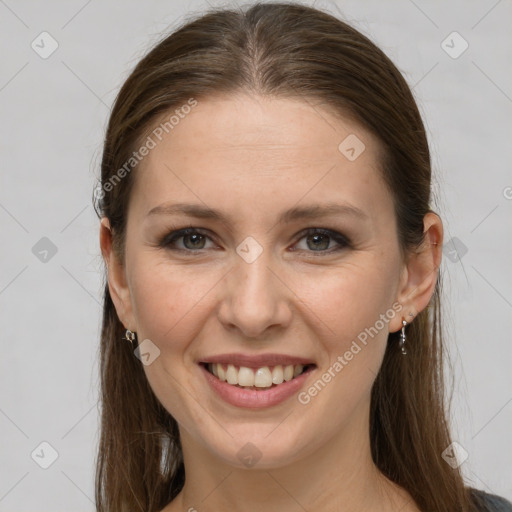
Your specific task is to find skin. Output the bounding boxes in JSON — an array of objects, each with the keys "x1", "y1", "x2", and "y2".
[{"x1": 100, "y1": 92, "x2": 443, "y2": 512}]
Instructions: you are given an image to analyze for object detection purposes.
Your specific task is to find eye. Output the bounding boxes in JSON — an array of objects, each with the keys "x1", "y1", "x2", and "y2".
[
  {"x1": 158, "y1": 227, "x2": 350, "y2": 255},
  {"x1": 159, "y1": 228, "x2": 216, "y2": 251},
  {"x1": 292, "y1": 228, "x2": 350, "y2": 254}
]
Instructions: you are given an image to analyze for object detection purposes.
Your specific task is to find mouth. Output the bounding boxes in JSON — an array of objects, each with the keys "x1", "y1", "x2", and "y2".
[{"x1": 199, "y1": 362, "x2": 316, "y2": 390}]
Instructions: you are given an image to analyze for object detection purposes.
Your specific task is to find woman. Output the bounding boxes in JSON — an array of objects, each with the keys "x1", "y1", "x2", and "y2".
[{"x1": 94, "y1": 3, "x2": 512, "y2": 511}]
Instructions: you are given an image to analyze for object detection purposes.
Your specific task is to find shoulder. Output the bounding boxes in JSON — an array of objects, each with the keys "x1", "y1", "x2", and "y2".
[{"x1": 469, "y1": 488, "x2": 512, "y2": 512}]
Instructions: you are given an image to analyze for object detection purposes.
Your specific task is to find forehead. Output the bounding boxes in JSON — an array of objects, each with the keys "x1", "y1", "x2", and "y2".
[{"x1": 131, "y1": 93, "x2": 393, "y2": 225}]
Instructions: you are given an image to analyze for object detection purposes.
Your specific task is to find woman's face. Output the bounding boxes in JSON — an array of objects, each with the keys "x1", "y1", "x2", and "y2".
[{"x1": 108, "y1": 93, "x2": 412, "y2": 468}]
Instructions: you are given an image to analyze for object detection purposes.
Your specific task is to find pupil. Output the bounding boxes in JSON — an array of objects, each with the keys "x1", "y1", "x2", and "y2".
[
  {"x1": 185, "y1": 233, "x2": 205, "y2": 249},
  {"x1": 308, "y1": 233, "x2": 329, "y2": 251}
]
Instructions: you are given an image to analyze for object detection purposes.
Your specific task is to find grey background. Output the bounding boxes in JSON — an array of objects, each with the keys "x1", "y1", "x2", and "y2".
[{"x1": 1, "y1": 0, "x2": 511, "y2": 510}]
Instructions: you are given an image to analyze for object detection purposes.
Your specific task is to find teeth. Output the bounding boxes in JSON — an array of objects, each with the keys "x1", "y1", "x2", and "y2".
[
  {"x1": 272, "y1": 365, "x2": 284, "y2": 385},
  {"x1": 293, "y1": 365, "x2": 303, "y2": 378},
  {"x1": 217, "y1": 364, "x2": 226, "y2": 382},
  {"x1": 254, "y1": 367, "x2": 272, "y2": 387},
  {"x1": 207, "y1": 363, "x2": 306, "y2": 389},
  {"x1": 226, "y1": 364, "x2": 238, "y2": 385},
  {"x1": 238, "y1": 366, "x2": 255, "y2": 386}
]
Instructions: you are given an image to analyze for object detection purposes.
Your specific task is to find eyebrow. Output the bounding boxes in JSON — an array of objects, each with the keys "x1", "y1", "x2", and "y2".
[{"x1": 146, "y1": 202, "x2": 368, "y2": 224}]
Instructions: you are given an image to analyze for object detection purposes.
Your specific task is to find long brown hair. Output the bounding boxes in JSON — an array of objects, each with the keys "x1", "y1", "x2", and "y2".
[{"x1": 94, "y1": 3, "x2": 480, "y2": 511}]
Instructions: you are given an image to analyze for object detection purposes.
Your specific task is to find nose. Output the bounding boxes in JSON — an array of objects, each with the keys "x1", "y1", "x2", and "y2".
[{"x1": 216, "y1": 249, "x2": 293, "y2": 339}]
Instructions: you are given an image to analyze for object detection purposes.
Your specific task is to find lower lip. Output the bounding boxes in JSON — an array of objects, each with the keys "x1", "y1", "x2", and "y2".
[{"x1": 199, "y1": 364, "x2": 315, "y2": 409}]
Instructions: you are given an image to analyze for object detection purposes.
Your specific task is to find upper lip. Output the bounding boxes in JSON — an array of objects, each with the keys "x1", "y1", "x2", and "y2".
[{"x1": 198, "y1": 353, "x2": 316, "y2": 368}]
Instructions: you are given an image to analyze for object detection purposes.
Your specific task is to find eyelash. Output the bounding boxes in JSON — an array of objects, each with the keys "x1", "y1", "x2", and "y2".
[{"x1": 158, "y1": 226, "x2": 351, "y2": 256}]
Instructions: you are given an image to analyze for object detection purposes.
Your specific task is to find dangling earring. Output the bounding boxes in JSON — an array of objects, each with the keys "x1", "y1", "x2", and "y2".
[
  {"x1": 123, "y1": 329, "x2": 138, "y2": 348},
  {"x1": 399, "y1": 319, "x2": 407, "y2": 355}
]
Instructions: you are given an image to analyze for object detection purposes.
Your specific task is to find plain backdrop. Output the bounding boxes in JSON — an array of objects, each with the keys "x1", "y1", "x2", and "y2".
[{"x1": 1, "y1": 0, "x2": 511, "y2": 510}]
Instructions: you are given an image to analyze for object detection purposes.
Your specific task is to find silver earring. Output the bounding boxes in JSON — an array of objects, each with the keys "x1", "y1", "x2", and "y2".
[
  {"x1": 399, "y1": 319, "x2": 407, "y2": 355},
  {"x1": 123, "y1": 329, "x2": 138, "y2": 347}
]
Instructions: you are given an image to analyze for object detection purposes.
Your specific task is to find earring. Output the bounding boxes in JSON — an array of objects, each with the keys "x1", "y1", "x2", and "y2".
[
  {"x1": 399, "y1": 319, "x2": 407, "y2": 355},
  {"x1": 123, "y1": 329, "x2": 138, "y2": 347}
]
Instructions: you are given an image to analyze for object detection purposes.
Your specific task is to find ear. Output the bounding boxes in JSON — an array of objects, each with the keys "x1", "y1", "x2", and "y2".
[
  {"x1": 99, "y1": 217, "x2": 136, "y2": 331},
  {"x1": 389, "y1": 212, "x2": 443, "y2": 333}
]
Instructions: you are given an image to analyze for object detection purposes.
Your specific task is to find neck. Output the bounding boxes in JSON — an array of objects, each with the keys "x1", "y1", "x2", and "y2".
[{"x1": 170, "y1": 401, "x2": 415, "y2": 512}]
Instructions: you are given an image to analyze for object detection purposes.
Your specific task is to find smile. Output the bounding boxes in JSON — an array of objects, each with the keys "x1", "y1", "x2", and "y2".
[
  {"x1": 198, "y1": 354, "x2": 317, "y2": 409},
  {"x1": 204, "y1": 363, "x2": 313, "y2": 389}
]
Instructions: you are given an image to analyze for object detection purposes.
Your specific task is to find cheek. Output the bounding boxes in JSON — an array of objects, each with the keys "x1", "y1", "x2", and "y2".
[
  {"x1": 298, "y1": 258, "x2": 398, "y2": 349},
  {"x1": 127, "y1": 262, "x2": 216, "y2": 426},
  {"x1": 291, "y1": 258, "x2": 399, "y2": 422},
  {"x1": 128, "y1": 259, "x2": 216, "y2": 344}
]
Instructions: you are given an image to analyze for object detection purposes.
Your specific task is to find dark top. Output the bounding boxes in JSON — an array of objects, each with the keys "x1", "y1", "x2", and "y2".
[{"x1": 471, "y1": 488, "x2": 512, "y2": 511}]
